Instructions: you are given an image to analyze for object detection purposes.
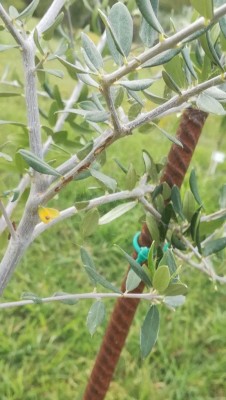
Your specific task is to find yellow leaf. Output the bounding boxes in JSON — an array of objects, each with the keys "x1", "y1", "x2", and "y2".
[{"x1": 38, "y1": 206, "x2": 60, "y2": 224}]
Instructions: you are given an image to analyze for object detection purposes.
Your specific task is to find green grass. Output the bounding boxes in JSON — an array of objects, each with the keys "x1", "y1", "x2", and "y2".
[{"x1": 1, "y1": 29, "x2": 226, "y2": 400}]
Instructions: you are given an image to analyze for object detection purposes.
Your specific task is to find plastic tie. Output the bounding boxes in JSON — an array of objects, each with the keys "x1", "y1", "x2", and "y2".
[
  {"x1": 133, "y1": 232, "x2": 170, "y2": 265},
  {"x1": 133, "y1": 232, "x2": 149, "y2": 264}
]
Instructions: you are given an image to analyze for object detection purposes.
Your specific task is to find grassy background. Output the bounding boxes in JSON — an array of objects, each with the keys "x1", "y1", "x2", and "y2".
[{"x1": 0, "y1": 21, "x2": 226, "y2": 400}]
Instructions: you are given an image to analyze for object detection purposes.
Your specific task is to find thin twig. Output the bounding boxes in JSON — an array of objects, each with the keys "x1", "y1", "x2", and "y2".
[
  {"x1": 0, "y1": 174, "x2": 30, "y2": 235},
  {"x1": 101, "y1": 85, "x2": 122, "y2": 133},
  {"x1": 0, "y1": 292, "x2": 163, "y2": 310},
  {"x1": 139, "y1": 197, "x2": 161, "y2": 220},
  {"x1": 0, "y1": 200, "x2": 16, "y2": 240},
  {"x1": 0, "y1": 4, "x2": 25, "y2": 46},
  {"x1": 126, "y1": 73, "x2": 226, "y2": 132},
  {"x1": 31, "y1": 184, "x2": 155, "y2": 240},
  {"x1": 173, "y1": 248, "x2": 226, "y2": 284},
  {"x1": 103, "y1": 4, "x2": 226, "y2": 85},
  {"x1": 201, "y1": 208, "x2": 226, "y2": 222}
]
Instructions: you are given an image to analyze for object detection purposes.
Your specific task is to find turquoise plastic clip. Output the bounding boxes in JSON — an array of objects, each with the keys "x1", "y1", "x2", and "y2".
[{"x1": 133, "y1": 231, "x2": 149, "y2": 264}]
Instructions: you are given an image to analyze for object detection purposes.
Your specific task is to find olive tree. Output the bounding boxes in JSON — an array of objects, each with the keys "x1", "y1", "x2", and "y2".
[{"x1": 0, "y1": 2, "x2": 226, "y2": 394}]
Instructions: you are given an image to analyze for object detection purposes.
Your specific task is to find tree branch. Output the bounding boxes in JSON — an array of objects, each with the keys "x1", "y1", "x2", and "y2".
[
  {"x1": 40, "y1": 71, "x2": 226, "y2": 204},
  {"x1": 0, "y1": 292, "x2": 163, "y2": 310},
  {"x1": 35, "y1": 0, "x2": 66, "y2": 36},
  {"x1": 101, "y1": 85, "x2": 122, "y2": 133},
  {"x1": 126, "y1": 72, "x2": 226, "y2": 132},
  {"x1": 0, "y1": 33, "x2": 107, "y2": 234},
  {"x1": 173, "y1": 248, "x2": 226, "y2": 284},
  {"x1": 31, "y1": 183, "x2": 155, "y2": 240},
  {"x1": 0, "y1": 174, "x2": 30, "y2": 235},
  {"x1": 103, "y1": 4, "x2": 226, "y2": 85},
  {"x1": 0, "y1": 4, "x2": 25, "y2": 47}
]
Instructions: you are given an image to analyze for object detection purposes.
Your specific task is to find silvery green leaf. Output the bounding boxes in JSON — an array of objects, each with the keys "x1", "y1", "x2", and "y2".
[
  {"x1": 205, "y1": 30, "x2": 223, "y2": 71},
  {"x1": 9, "y1": 6, "x2": 19, "y2": 19},
  {"x1": 108, "y1": 2, "x2": 133, "y2": 56},
  {"x1": 164, "y1": 295, "x2": 186, "y2": 308},
  {"x1": 92, "y1": 94, "x2": 105, "y2": 111},
  {"x1": 37, "y1": 69, "x2": 64, "y2": 79},
  {"x1": 0, "y1": 152, "x2": 12, "y2": 162},
  {"x1": 197, "y1": 93, "x2": 226, "y2": 115},
  {"x1": 127, "y1": 89, "x2": 144, "y2": 106},
  {"x1": 85, "y1": 111, "x2": 109, "y2": 123},
  {"x1": 189, "y1": 169, "x2": 202, "y2": 206},
  {"x1": 151, "y1": 122, "x2": 183, "y2": 147},
  {"x1": 146, "y1": 214, "x2": 160, "y2": 245},
  {"x1": 159, "y1": 249, "x2": 177, "y2": 276},
  {"x1": 162, "y1": 70, "x2": 182, "y2": 95},
  {"x1": 142, "y1": 47, "x2": 182, "y2": 68},
  {"x1": 0, "y1": 92, "x2": 21, "y2": 97},
  {"x1": 90, "y1": 169, "x2": 117, "y2": 192},
  {"x1": 18, "y1": 149, "x2": 61, "y2": 177},
  {"x1": 117, "y1": 246, "x2": 152, "y2": 287},
  {"x1": 33, "y1": 28, "x2": 44, "y2": 55},
  {"x1": 11, "y1": 189, "x2": 20, "y2": 202},
  {"x1": 0, "y1": 120, "x2": 27, "y2": 128},
  {"x1": 164, "y1": 283, "x2": 188, "y2": 296},
  {"x1": 98, "y1": 9, "x2": 125, "y2": 60},
  {"x1": 42, "y1": 12, "x2": 64, "y2": 40},
  {"x1": 143, "y1": 91, "x2": 167, "y2": 105},
  {"x1": 204, "y1": 87, "x2": 226, "y2": 100},
  {"x1": 113, "y1": 87, "x2": 124, "y2": 108},
  {"x1": 119, "y1": 79, "x2": 154, "y2": 91},
  {"x1": 99, "y1": 201, "x2": 137, "y2": 225},
  {"x1": 128, "y1": 103, "x2": 142, "y2": 121},
  {"x1": 77, "y1": 73, "x2": 99, "y2": 88},
  {"x1": 16, "y1": 0, "x2": 39, "y2": 20},
  {"x1": 126, "y1": 269, "x2": 142, "y2": 292},
  {"x1": 102, "y1": 3, "x2": 133, "y2": 65},
  {"x1": 219, "y1": 14, "x2": 226, "y2": 38},
  {"x1": 66, "y1": 108, "x2": 109, "y2": 123},
  {"x1": 0, "y1": 44, "x2": 19, "y2": 52},
  {"x1": 87, "y1": 301, "x2": 106, "y2": 336},
  {"x1": 152, "y1": 265, "x2": 170, "y2": 293},
  {"x1": 139, "y1": 0, "x2": 158, "y2": 48},
  {"x1": 84, "y1": 266, "x2": 122, "y2": 293},
  {"x1": 80, "y1": 247, "x2": 96, "y2": 270},
  {"x1": 171, "y1": 185, "x2": 185, "y2": 220},
  {"x1": 56, "y1": 56, "x2": 90, "y2": 75},
  {"x1": 81, "y1": 33, "x2": 103, "y2": 71},
  {"x1": 183, "y1": 190, "x2": 197, "y2": 222},
  {"x1": 140, "y1": 305, "x2": 160, "y2": 358},
  {"x1": 203, "y1": 237, "x2": 226, "y2": 256},
  {"x1": 125, "y1": 164, "x2": 137, "y2": 189},
  {"x1": 136, "y1": 0, "x2": 164, "y2": 34},
  {"x1": 181, "y1": 47, "x2": 197, "y2": 79},
  {"x1": 81, "y1": 208, "x2": 99, "y2": 238}
]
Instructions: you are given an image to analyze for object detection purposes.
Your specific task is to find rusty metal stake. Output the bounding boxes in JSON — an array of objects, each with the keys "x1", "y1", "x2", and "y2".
[{"x1": 83, "y1": 108, "x2": 208, "y2": 400}]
